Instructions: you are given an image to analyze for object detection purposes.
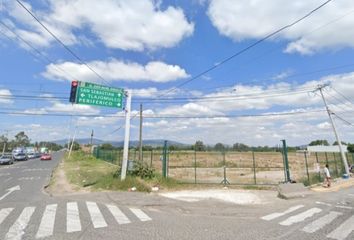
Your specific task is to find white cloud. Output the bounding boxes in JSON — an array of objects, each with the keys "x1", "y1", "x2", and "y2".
[
  {"x1": 43, "y1": 59, "x2": 189, "y2": 83},
  {"x1": 317, "y1": 121, "x2": 331, "y2": 130},
  {"x1": 208, "y1": 0, "x2": 354, "y2": 54},
  {"x1": 272, "y1": 70, "x2": 294, "y2": 81},
  {"x1": 0, "y1": 89, "x2": 13, "y2": 104},
  {"x1": 5, "y1": 0, "x2": 194, "y2": 51}
]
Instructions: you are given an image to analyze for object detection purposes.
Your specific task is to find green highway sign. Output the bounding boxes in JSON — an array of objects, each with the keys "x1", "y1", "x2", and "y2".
[{"x1": 75, "y1": 81, "x2": 124, "y2": 108}]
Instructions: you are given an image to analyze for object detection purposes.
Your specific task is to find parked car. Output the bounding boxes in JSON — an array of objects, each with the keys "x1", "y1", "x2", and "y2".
[
  {"x1": 40, "y1": 153, "x2": 52, "y2": 161},
  {"x1": 0, "y1": 154, "x2": 14, "y2": 165},
  {"x1": 12, "y1": 148, "x2": 27, "y2": 161},
  {"x1": 25, "y1": 147, "x2": 36, "y2": 159}
]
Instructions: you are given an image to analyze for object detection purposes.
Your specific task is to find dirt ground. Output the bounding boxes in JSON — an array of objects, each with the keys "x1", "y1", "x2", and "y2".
[{"x1": 45, "y1": 161, "x2": 88, "y2": 196}]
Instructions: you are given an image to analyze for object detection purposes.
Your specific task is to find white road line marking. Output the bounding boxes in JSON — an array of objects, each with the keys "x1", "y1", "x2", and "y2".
[
  {"x1": 302, "y1": 211, "x2": 342, "y2": 233},
  {"x1": 279, "y1": 208, "x2": 322, "y2": 226},
  {"x1": 5, "y1": 206, "x2": 35, "y2": 240},
  {"x1": 86, "y1": 202, "x2": 107, "y2": 228},
  {"x1": 129, "y1": 208, "x2": 152, "y2": 222},
  {"x1": 327, "y1": 215, "x2": 354, "y2": 240},
  {"x1": 0, "y1": 208, "x2": 14, "y2": 225},
  {"x1": 316, "y1": 201, "x2": 332, "y2": 207},
  {"x1": 35, "y1": 204, "x2": 57, "y2": 239},
  {"x1": 106, "y1": 204, "x2": 131, "y2": 224},
  {"x1": 0, "y1": 173, "x2": 10, "y2": 176},
  {"x1": 66, "y1": 202, "x2": 81, "y2": 233},
  {"x1": 335, "y1": 205, "x2": 353, "y2": 210},
  {"x1": 348, "y1": 193, "x2": 354, "y2": 197},
  {"x1": 261, "y1": 205, "x2": 305, "y2": 221}
]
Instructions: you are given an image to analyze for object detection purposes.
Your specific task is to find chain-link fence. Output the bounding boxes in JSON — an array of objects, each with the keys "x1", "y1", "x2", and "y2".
[{"x1": 92, "y1": 147, "x2": 354, "y2": 186}]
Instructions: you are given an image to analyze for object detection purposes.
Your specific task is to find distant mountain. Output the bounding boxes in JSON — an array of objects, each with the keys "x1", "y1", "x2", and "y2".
[{"x1": 51, "y1": 138, "x2": 189, "y2": 148}]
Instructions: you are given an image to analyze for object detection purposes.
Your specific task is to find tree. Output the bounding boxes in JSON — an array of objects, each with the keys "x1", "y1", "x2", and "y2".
[
  {"x1": 194, "y1": 140, "x2": 205, "y2": 151},
  {"x1": 333, "y1": 141, "x2": 347, "y2": 146},
  {"x1": 14, "y1": 131, "x2": 30, "y2": 147},
  {"x1": 0, "y1": 134, "x2": 8, "y2": 152},
  {"x1": 214, "y1": 143, "x2": 225, "y2": 151},
  {"x1": 309, "y1": 140, "x2": 329, "y2": 146},
  {"x1": 65, "y1": 141, "x2": 81, "y2": 151},
  {"x1": 347, "y1": 144, "x2": 354, "y2": 153},
  {"x1": 100, "y1": 143, "x2": 115, "y2": 150},
  {"x1": 232, "y1": 143, "x2": 250, "y2": 151}
]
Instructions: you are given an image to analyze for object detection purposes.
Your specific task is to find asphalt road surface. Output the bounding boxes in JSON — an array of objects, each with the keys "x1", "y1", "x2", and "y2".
[{"x1": 1, "y1": 152, "x2": 354, "y2": 240}]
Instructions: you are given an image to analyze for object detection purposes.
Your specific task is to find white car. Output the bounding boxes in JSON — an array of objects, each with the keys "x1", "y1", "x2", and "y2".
[{"x1": 0, "y1": 154, "x2": 14, "y2": 165}]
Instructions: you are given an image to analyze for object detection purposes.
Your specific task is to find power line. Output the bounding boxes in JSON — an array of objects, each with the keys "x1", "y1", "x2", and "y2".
[
  {"x1": 331, "y1": 86, "x2": 354, "y2": 106},
  {"x1": 0, "y1": 109, "x2": 326, "y2": 118},
  {"x1": 333, "y1": 113, "x2": 354, "y2": 127},
  {"x1": 0, "y1": 86, "x2": 316, "y2": 103},
  {"x1": 160, "y1": 0, "x2": 333, "y2": 97},
  {"x1": 0, "y1": 20, "x2": 79, "y2": 81},
  {"x1": 15, "y1": 0, "x2": 110, "y2": 86}
]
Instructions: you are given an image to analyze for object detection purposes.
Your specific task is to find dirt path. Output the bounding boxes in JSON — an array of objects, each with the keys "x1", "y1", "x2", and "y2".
[{"x1": 45, "y1": 160, "x2": 88, "y2": 196}]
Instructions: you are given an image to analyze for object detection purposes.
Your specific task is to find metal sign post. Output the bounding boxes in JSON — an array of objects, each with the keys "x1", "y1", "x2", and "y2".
[{"x1": 121, "y1": 90, "x2": 132, "y2": 180}]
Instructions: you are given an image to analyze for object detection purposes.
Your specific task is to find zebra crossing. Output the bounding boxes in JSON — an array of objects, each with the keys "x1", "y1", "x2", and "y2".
[
  {"x1": 0, "y1": 201, "x2": 153, "y2": 239},
  {"x1": 261, "y1": 204, "x2": 354, "y2": 240}
]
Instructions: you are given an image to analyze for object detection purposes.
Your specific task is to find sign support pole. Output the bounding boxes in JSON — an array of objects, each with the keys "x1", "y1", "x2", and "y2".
[{"x1": 121, "y1": 90, "x2": 132, "y2": 180}]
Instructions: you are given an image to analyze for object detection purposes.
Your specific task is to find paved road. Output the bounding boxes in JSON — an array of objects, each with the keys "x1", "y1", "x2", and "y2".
[{"x1": 1, "y1": 153, "x2": 354, "y2": 239}]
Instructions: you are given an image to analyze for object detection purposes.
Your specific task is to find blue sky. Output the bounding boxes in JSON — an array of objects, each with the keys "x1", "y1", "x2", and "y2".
[{"x1": 1, "y1": 0, "x2": 354, "y2": 146}]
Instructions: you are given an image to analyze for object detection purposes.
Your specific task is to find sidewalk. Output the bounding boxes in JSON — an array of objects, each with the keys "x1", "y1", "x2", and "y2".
[{"x1": 311, "y1": 176, "x2": 354, "y2": 192}]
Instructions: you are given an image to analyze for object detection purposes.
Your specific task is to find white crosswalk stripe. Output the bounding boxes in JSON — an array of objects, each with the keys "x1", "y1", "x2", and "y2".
[
  {"x1": 5, "y1": 206, "x2": 35, "y2": 240},
  {"x1": 279, "y1": 207, "x2": 322, "y2": 226},
  {"x1": 66, "y1": 202, "x2": 81, "y2": 233},
  {"x1": 0, "y1": 202, "x2": 152, "y2": 239},
  {"x1": 327, "y1": 215, "x2": 354, "y2": 240},
  {"x1": 35, "y1": 204, "x2": 57, "y2": 239},
  {"x1": 106, "y1": 204, "x2": 131, "y2": 224},
  {"x1": 86, "y1": 201, "x2": 107, "y2": 228},
  {"x1": 130, "y1": 208, "x2": 152, "y2": 222},
  {"x1": 0, "y1": 208, "x2": 14, "y2": 225},
  {"x1": 302, "y1": 211, "x2": 342, "y2": 233},
  {"x1": 261, "y1": 205, "x2": 354, "y2": 239},
  {"x1": 261, "y1": 205, "x2": 304, "y2": 221}
]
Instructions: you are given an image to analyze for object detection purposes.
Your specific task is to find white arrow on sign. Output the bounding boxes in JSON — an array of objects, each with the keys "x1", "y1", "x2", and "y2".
[
  {"x1": 0, "y1": 185, "x2": 20, "y2": 201},
  {"x1": 80, "y1": 93, "x2": 85, "y2": 97}
]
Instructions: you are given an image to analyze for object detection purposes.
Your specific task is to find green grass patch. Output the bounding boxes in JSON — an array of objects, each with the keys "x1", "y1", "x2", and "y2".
[{"x1": 64, "y1": 151, "x2": 185, "y2": 192}]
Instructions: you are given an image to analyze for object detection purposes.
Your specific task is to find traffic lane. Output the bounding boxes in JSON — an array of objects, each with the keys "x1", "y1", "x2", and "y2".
[{"x1": 0, "y1": 152, "x2": 63, "y2": 204}]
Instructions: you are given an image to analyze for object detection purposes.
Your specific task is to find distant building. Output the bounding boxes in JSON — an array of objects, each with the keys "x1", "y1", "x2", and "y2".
[{"x1": 307, "y1": 145, "x2": 348, "y2": 153}]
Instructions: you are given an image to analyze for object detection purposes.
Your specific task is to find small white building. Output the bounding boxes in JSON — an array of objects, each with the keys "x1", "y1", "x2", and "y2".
[{"x1": 307, "y1": 145, "x2": 348, "y2": 153}]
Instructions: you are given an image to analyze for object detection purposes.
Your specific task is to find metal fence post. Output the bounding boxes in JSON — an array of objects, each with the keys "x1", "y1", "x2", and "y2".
[
  {"x1": 333, "y1": 152, "x2": 339, "y2": 177},
  {"x1": 304, "y1": 152, "x2": 310, "y2": 185},
  {"x1": 281, "y1": 140, "x2": 291, "y2": 182},
  {"x1": 150, "y1": 149, "x2": 153, "y2": 168},
  {"x1": 315, "y1": 152, "x2": 321, "y2": 182},
  {"x1": 162, "y1": 141, "x2": 167, "y2": 178},
  {"x1": 325, "y1": 152, "x2": 329, "y2": 165},
  {"x1": 252, "y1": 151, "x2": 257, "y2": 185},
  {"x1": 220, "y1": 151, "x2": 229, "y2": 185},
  {"x1": 194, "y1": 149, "x2": 197, "y2": 184}
]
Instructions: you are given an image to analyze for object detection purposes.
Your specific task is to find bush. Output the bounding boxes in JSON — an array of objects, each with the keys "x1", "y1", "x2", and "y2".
[{"x1": 114, "y1": 161, "x2": 155, "y2": 179}]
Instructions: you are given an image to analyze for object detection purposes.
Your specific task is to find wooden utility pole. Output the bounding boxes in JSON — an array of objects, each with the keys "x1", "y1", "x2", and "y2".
[{"x1": 139, "y1": 103, "x2": 143, "y2": 162}]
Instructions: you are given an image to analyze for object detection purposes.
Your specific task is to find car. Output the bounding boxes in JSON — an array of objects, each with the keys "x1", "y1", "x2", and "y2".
[
  {"x1": 0, "y1": 154, "x2": 14, "y2": 165},
  {"x1": 40, "y1": 153, "x2": 52, "y2": 161},
  {"x1": 12, "y1": 148, "x2": 27, "y2": 161}
]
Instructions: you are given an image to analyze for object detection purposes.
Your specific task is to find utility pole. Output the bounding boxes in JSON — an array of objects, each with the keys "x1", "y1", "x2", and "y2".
[
  {"x1": 139, "y1": 103, "x2": 143, "y2": 162},
  {"x1": 317, "y1": 84, "x2": 350, "y2": 176},
  {"x1": 90, "y1": 129, "x2": 94, "y2": 146},
  {"x1": 121, "y1": 90, "x2": 132, "y2": 180},
  {"x1": 68, "y1": 126, "x2": 77, "y2": 158},
  {"x1": 2, "y1": 130, "x2": 8, "y2": 155}
]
